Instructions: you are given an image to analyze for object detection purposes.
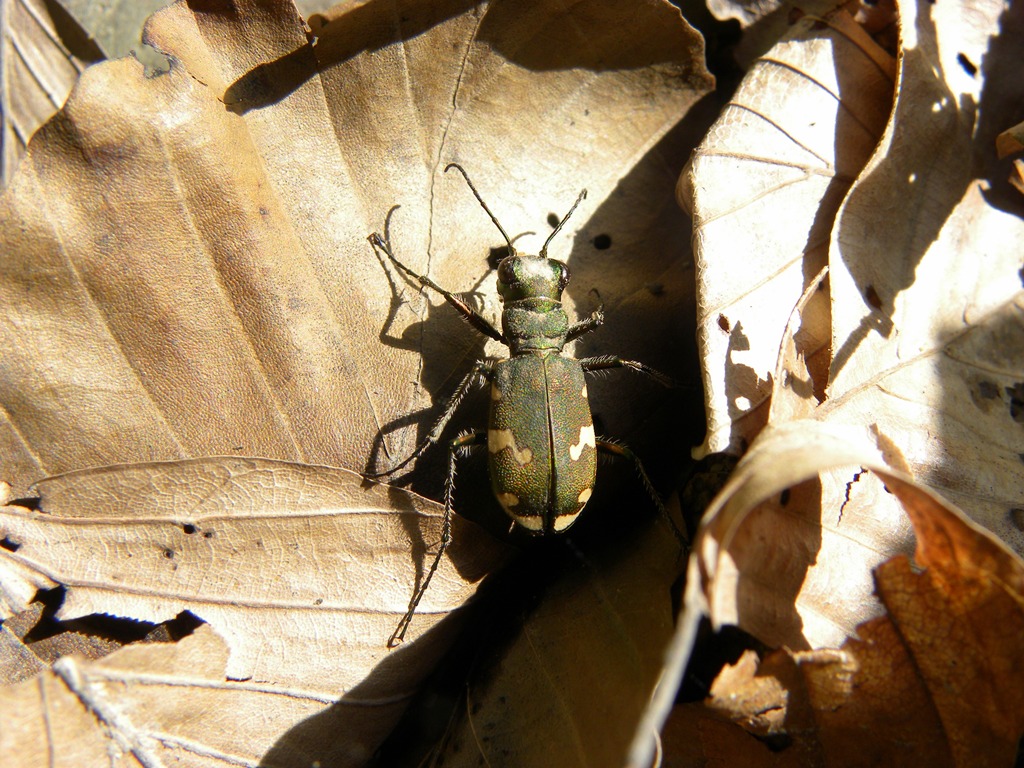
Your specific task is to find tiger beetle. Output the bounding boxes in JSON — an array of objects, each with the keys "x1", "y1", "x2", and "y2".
[{"x1": 368, "y1": 163, "x2": 681, "y2": 647}]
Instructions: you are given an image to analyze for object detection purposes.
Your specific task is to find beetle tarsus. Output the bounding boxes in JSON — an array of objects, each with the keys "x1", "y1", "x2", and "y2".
[{"x1": 579, "y1": 355, "x2": 677, "y2": 389}]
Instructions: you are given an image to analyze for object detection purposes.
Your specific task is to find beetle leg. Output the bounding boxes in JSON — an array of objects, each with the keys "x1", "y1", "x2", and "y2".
[
  {"x1": 390, "y1": 429, "x2": 487, "y2": 647},
  {"x1": 579, "y1": 355, "x2": 676, "y2": 388},
  {"x1": 566, "y1": 307, "x2": 605, "y2": 341},
  {"x1": 366, "y1": 361, "x2": 493, "y2": 479},
  {"x1": 596, "y1": 438, "x2": 688, "y2": 548},
  {"x1": 369, "y1": 230, "x2": 506, "y2": 344}
]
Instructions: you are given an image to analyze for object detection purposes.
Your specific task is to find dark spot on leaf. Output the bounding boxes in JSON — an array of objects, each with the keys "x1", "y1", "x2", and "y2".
[
  {"x1": 957, "y1": 53, "x2": 977, "y2": 76},
  {"x1": 547, "y1": 212, "x2": 560, "y2": 228},
  {"x1": 864, "y1": 284, "x2": 883, "y2": 310},
  {"x1": 314, "y1": 598, "x2": 323, "y2": 605},
  {"x1": 718, "y1": 314, "x2": 731, "y2": 332},
  {"x1": 182, "y1": 523, "x2": 197, "y2": 534},
  {"x1": 203, "y1": 530, "x2": 215, "y2": 539},
  {"x1": 978, "y1": 380, "x2": 999, "y2": 399},
  {"x1": 780, "y1": 489, "x2": 791, "y2": 506},
  {"x1": 646, "y1": 282, "x2": 664, "y2": 296},
  {"x1": 0, "y1": 536, "x2": 20, "y2": 552},
  {"x1": 259, "y1": 205, "x2": 269, "y2": 216},
  {"x1": 1006, "y1": 382, "x2": 1024, "y2": 422},
  {"x1": 163, "y1": 548, "x2": 175, "y2": 559},
  {"x1": 593, "y1": 233, "x2": 612, "y2": 249},
  {"x1": 1010, "y1": 509, "x2": 1024, "y2": 532}
]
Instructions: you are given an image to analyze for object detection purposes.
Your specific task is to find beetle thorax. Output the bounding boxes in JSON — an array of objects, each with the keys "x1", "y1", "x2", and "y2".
[
  {"x1": 502, "y1": 299, "x2": 568, "y2": 353},
  {"x1": 497, "y1": 253, "x2": 571, "y2": 354}
]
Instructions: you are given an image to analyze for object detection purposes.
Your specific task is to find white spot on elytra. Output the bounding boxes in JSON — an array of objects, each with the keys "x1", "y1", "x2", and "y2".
[
  {"x1": 516, "y1": 514, "x2": 544, "y2": 532},
  {"x1": 581, "y1": 384, "x2": 588, "y2": 399},
  {"x1": 497, "y1": 492, "x2": 520, "y2": 510},
  {"x1": 578, "y1": 487, "x2": 592, "y2": 504},
  {"x1": 489, "y1": 429, "x2": 533, "y2": 465},
  {"x1": 491, "y1": 383, "x2": 502, "y2": 401},
  {"x1": 552, "y1": 511, "x2": 582, "y2": 531},
  {"x1": 569, "y1": 424, "x2": 596, "y2": 461}
]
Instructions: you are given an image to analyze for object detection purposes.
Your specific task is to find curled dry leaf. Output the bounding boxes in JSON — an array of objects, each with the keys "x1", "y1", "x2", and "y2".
[
  {"x1": 685, "y1": 422, "x2": 914, "y2": 651},
  {"x1": 0, "y1": 0, "x2": 103, "y2": 184},
  {"x1": 0, "y1": 456, "x2": 506, "y2": 765},
  {"x1": 675, "y1": 0, "x2": 1023, "y2": 651},
  {"x1": 663, "y1": 472, "x2": 1024, "y2": 768},
  {"x1": 821, "y1": 0, "x2": 1024, "y2": 550},
  {"x1": 679, "y1": 8, "x2": 896, "y2": 457}
]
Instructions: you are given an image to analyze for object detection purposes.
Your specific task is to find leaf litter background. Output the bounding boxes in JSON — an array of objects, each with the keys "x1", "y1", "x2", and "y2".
[{"x1": 0, "y1": 0, "x2": 1022, "y2": 767}]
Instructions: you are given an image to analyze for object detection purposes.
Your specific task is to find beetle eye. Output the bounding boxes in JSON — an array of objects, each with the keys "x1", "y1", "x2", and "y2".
[
  {"x1": 498, "y1": 259, "x2": 518, "y2": 286},
  {"x1": 557, "y1": 263, "x2": 570, "y2": 291}
]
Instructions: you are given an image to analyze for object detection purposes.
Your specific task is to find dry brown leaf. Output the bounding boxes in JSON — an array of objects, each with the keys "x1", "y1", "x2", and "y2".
[
  {"x1": 640, "y1": 0, "x2": 1022, "y2": 764},
  {"x1": 0, "y1": 0, "x2": 713, "y2": 762},
  {"x1": 425, "y1": 514, "x2": 681, "y2": 768},
  {"x1": 0, "y1": 624, "x2": 376, "y2": 767},
  {"x1": 0, "y1": 456, "x2": 506, "y2": 765},
  {"x1": 679, "y1": 8, "x2": 895, "y2": 456},
  {"x1": 0, "y1": 0, "x2": 102, "y2": 184},
  {"x1": 0, "y1": 0, "x2": 711, "y2": 501},
  {"x1": 995, "y1": 118, "x2": 1024, "y2": 158},
  {"x1": 664, "y1": 473, "x2": 1024, "y2": 768}
]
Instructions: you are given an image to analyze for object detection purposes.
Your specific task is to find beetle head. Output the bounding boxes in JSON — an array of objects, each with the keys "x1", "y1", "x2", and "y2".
[
  {"x1": 444, "y1": 163, "x2": 588, "y2": 304},
  {"x1": 496, "y1": 254, "x2": 570, "y2": 301}
]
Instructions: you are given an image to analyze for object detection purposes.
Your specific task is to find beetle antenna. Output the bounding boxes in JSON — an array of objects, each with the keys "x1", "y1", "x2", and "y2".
[
  {"x1": 540, "y1": 189, "x2": 587, "y2": 258},
  {"x1": 445, "y1": 163, "x2": 516, "y2": 253}
]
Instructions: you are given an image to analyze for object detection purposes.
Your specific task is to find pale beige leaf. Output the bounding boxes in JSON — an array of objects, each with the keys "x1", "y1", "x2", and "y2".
[
  {"x1": 0, "y1": 457, "x2": 504, "y2": 677},
  {"x1": 686, "y1": 421, "x2": 913, "y2": 649},
  {"x1": 680, "y1": 9, "x2": 894, "y2": 456},
  {"x1": 0, "y1": 624, "x2": 370, "y2": 768},
  {"x1": 677, "y1": 0, "x2": 1023, "y2": 646},
  {"x1": 0, "y1": 1, "x2": 712, "y2": 762},
  {"x1": 0, "y1": 0, "x2": 102, "y2": 184},
  {"x1": 0, "y1": 457, "x2": 507, "y2": 764},
  {"x1": 822, "y1": 0, "x2": 1024, "y2": 551}
]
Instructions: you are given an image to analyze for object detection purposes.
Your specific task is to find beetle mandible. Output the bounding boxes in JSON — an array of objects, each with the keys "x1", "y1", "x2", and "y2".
[{"x1": 368, "y1": 163, "x2": 679, "y2": 647}]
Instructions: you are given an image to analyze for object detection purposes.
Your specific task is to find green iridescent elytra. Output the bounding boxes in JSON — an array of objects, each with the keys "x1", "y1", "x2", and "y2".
[
  {"x1": 489, "y1": 354, "x2": 596, "y2": 533},
  {"x1": 367, "y1": 163, "x2": 674, "y2": 647}
]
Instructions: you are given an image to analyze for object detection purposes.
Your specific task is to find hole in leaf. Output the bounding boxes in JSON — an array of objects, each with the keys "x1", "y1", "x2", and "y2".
[{"x1": 956, "y1": 52, "x2": 978, "y2": 76}]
